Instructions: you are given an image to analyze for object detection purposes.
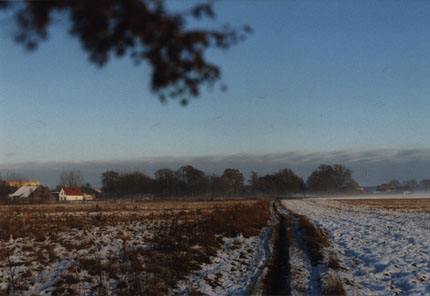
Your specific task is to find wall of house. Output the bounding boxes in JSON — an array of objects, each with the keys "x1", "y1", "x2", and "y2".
[
  {"x1": 59, "y1": 191, "x2": 66, "y2": 201},
  {"x1": 64, "y1": 195, "x2": 84, "y2": 201}
]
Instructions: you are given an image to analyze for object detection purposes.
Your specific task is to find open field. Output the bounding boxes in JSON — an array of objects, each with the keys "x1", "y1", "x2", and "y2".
[
  {"x1": 335, "y1": 198, "x2": 430, "y2": 212},
  {"x1": 2, "y1": 197, "x2": 429, "y2": 295},
  {"x1": 0, "y1": 200, "x2": 272, "y2": 295},
  {"x1": 283, "y1": 198, "x2": 430, "y2": 295},
  {"x1": 0, "y1": 199, "x2": 265, "y2": 214}
]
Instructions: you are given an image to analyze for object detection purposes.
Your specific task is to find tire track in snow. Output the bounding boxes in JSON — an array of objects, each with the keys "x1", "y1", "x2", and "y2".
[
  {"x1": 281, "y1": 209, "x2": 311, "y2": 296},
  {"x1": 268, "y1": 202, "x2": 324, "y2": 296},
  {"x1": 285, "y1": 199, "x2": 430, "y2": 295},
  {"x1": 263, "y1": 212, "x2": 291, "y2": 295},
  {"x1": 288, "y1": 209, "x2": 324, "y2": 296},
  {"x1": 276, "y1": 201, "x2": 346, "y2": 296}
]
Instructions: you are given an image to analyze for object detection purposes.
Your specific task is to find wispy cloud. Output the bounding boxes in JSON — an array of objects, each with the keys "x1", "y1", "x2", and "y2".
[{"x1": 1, "y1": 149, "x2": 430, "y2": 187}]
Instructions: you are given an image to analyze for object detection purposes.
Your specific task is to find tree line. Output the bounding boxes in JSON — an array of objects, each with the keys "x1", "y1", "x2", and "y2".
[
  {"x1": 100, "y1": 164, "x2": 360, "y2": 198},
  {"x1": 376, "y1": 179, "x2": 430, "y2": 193}
]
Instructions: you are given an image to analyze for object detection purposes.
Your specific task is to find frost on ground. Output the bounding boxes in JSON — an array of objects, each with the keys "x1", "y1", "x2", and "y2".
[
  {"x1": 175, "y1": 203, "x2": 276, "y2": 296},
  {"x1": 288, "y1": 228, "x2": 310, "y2": 294},
  {"x1": 274, "y1": 204, "x2": 345, "y2": 296},
  {"x1": 283, "y1": 198, "x2": 430, "y2": 296},
  {"x1": 0, "y1": 200, "x2": 270, "y2": 295},
  {"x1": 0, "y1": 221, "x2": 157, "y2": 295},
  {"x1": 175, "y1": 229, "x2": 273, "y2": 296}
]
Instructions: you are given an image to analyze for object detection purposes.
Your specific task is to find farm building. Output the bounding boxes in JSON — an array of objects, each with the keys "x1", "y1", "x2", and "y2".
[
  {"x1": 59, "y1": 187, "x2": 97, "y2": 201},
  {"x1": 83, "y1": 193, "x2": 96, "y2": 201},
  {"x1": 59, "y1": 187, "x2": 84, "y2": 201},
  {"x1": 9, "y1": 185, "x2": 53, "y2": 202},
  {"x1": 5, "y1": 180, "x2": 41, "y2": 188},
  {"x1": 81, "y1": 187, "x2": 99, "y2": 200}
]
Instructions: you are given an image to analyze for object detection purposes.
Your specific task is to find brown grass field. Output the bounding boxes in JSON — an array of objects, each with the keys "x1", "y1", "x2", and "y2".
[
  {"x1": 0, "y1": 199, "x2": 270, "y2": 295},
  {"x1": 335, "y1": 198, "x2": 430, "y2": 212},
  {"x1": 0, "y1": 199, "x2": 263, "y2": 214}
]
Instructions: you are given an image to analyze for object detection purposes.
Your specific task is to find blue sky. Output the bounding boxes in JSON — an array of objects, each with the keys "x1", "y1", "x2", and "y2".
[{"x1": 1, "y1": 0, "x2": 430, "y2": 167}]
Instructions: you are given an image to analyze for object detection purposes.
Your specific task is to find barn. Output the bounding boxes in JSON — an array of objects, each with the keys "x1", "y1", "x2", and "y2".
[{"x1": 9, "y1": 185, "x2": 53, "y2": 202}]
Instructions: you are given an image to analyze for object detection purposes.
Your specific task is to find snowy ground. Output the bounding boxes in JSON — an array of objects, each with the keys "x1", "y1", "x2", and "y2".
[
  {"x1": 175, "y1": 228, "x2": 273, "y2": 296},
  {"x1": 0, "y1": 221, "x2": 155, "y2": 295},
  {"x1": 275, "y1": 203, "x2": 344, "y2": 296},
  {"x1": 0, "y1": 200, "x2": 271, "y2": 295},
  {"x1": 283, "y1": 198, "x2": 430, "y2": 295}
]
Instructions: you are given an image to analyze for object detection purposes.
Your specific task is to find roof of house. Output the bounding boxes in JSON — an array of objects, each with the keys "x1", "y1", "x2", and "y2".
[
  {"x1": 5, "y1": 180, "x2": 41, "y2": 186},
  {"x1": 63, "y1": 187, "x2": 83, "y2": 196},
  {"x1": 9, "y1": 185, "x2": 39, "y2": 199}
]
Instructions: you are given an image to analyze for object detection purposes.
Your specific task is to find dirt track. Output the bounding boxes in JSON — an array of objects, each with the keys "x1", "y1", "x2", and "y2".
[
  {"x1": 264, "y1": 213, "x2": 291, "y2": 295},
  {"x1": 264, "y1": 202, "x2": 345, "y2": 296}
]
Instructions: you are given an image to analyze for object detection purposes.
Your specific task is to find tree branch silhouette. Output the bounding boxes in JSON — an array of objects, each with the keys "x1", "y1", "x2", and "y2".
[{"x1": 1, "y1": 0, "x2": 251, "y2": 105}]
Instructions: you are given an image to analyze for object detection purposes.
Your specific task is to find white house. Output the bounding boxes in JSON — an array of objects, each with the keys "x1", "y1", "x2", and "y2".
[{"x1": 59, "y1": 187, "x2": 84, "y2": 201}]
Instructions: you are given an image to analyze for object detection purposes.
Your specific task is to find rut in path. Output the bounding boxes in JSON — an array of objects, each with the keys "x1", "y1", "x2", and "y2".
[
  {"x1": 289, "y1": 213, "x2": 324, "y2": 296},
  {"x1": 264, "y1": 202, "x2": 345, "y2": 296},
  {"x1": 280, "y1": 201, "x2": 347, "y2": 296},
  {"x1": 264, "y1": 211, "x2": 291, "y2": 296}
]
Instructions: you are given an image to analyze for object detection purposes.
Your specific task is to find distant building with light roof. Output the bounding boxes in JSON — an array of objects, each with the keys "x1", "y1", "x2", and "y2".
[
  {"x1": 9, "y1": 185, "x2": 53, "y2": 202},
  {"x1": 5, "y1": 180, "x2": 41, "y2": 188}
]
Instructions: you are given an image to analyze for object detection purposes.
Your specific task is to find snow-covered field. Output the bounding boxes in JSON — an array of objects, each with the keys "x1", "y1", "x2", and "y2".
[
  {"x1": 283, "y1": 198, "x2": 430, "y2": 295},
  {"x1": 0, "y1": 200, "x2": 272, "y2": 295},
  {"x1": 175, "y1": 228, "x2": 273, "y2": 295},
  {"x1": 5, "y1": 197, "x2": 427, "y2": 295}
]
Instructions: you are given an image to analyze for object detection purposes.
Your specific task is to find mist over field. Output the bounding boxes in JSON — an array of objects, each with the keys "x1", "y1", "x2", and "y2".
[
  {"x1": 2, "y1": 149, "x2": 430, "y2": 187},
  {"x1": 2, "y1": 0, "x2": 430, "y2": 294}
]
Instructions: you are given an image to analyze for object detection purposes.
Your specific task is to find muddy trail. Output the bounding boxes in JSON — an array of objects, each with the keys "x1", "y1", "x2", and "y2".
[
  {"x1": 262, "y1": 201, "x2": 346, "y2": 296},
  {"x1": 263, "y1": 214, "x2": 291, "y2": 295}
]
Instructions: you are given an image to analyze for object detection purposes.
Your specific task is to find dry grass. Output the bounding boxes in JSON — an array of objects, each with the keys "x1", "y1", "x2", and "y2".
[
  {"x1": 0, "y1": 199, "x2": 270, "y2": 295},
  {"x1": 337, "y1": 198, "x2": 430, "y2": 212},
  {"x1": 0, "y1": 199, "x2": 262, "y2": 215},
  {"x1": 294, "y1": 213, "x2": 330, "y2": 265},
  {"x1": 0, "y1": 200, "x2": 265, "y2": 241},
  {"x1": 323, "y1": 274, "x2": 346, "y2": 296},
  {"x1": 141, "y1": 201, "x2": 270, "y2": 294},
  {"x1": 327, "y1": 255, "x2": 342, "y2": 270}
]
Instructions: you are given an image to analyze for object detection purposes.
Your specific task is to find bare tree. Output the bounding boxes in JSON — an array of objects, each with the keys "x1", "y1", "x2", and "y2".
[
  {"x1": 59, "y1": 170, "x2": 83, "y2": 187},
  {"x1": 420, "y1": 179, "x2": 430, "y2": 191}
]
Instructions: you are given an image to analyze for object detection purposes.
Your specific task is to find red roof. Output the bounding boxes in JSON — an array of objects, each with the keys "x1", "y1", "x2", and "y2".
[{"x1": 63, "y1": 187, "x2": 83, "y2": 196}]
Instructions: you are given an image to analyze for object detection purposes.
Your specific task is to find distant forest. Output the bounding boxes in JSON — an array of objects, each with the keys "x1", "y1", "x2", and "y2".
[{"x1": 100, "y1": 164, "x2": 360, "y2": 198}]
